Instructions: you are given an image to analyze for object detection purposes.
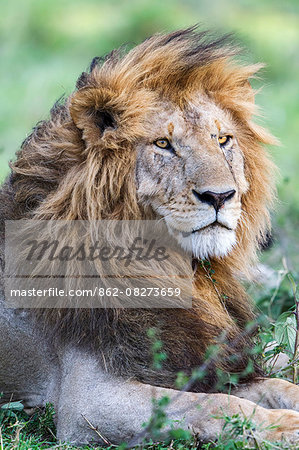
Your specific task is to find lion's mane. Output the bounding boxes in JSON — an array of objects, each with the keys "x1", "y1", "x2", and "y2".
[{"x1": 0, "y1": 27, "x2": 276, "y2": 391}]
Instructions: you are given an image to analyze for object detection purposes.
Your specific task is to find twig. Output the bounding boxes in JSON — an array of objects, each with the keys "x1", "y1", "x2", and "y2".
[
  {"x1": 268, "y1": 352, "x2": 280, "y2": 376},
  {"x1": 270, "y1": 355, "x2": 299, "y2": 377},
  {"x1": 81, "y1": 414, "x2": 112, "y2": 446}
]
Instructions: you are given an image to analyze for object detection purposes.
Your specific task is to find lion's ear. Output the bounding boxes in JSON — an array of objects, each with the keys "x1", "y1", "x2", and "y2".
[
  {"x1": 69, "y1": 87, "x2": 119, "y2": 146},
  {"x1": 94, "y1": 109, "x2": 116, "y2": 133}
]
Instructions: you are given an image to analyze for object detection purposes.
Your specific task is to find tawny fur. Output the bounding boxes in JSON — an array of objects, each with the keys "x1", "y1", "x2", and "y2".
[{"x1": 0, "y1": 27, "x2": 277, "y2": 391}]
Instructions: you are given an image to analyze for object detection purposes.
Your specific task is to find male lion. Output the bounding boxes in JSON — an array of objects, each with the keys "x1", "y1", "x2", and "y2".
[{"x1": 0, "y1": 28, "x2": 299, "y2": 446}]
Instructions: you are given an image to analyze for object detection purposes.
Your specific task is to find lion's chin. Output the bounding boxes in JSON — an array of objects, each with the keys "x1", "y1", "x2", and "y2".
[{"x1": 171, "y1": 225, "x2": 237, "y2": 259}]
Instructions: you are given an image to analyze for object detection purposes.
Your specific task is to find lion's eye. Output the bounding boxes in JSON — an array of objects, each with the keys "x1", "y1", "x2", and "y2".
[
  {"x1": 154, "y1": 138, "x2": 172, "y2": 150},
  {"x1": 218, "y1": 135, "x2": 232, "y2": 146}
]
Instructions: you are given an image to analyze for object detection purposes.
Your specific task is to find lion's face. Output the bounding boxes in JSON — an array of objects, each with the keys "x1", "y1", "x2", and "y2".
[{"x1": 136, "y1": 96, "x2": 249, "y2": 259}]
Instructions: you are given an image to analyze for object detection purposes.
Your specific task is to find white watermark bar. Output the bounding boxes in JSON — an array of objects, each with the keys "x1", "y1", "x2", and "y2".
[
  {"x1": 5, "y1": 220, "x2": 192, "y2": 308},
  {"x1": 5, "y1": 277, "x2": 191, "y2": 308}
]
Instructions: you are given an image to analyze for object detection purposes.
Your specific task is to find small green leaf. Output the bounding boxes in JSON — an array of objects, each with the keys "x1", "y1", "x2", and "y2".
[
  {"x1": 1, "y1": 401, "x2": 24, "y2": 411},
  {"x1": 274, "y1": 311, "x2": 296, "y2": 354}
]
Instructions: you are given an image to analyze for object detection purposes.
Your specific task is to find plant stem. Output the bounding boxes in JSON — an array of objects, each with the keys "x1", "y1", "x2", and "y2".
[
  {"x1": 292, "y1": 295, "x2": 299, "y2": 384},
  {"x1": 286, "y1": 271, "x2": 299, "y2": 384}
]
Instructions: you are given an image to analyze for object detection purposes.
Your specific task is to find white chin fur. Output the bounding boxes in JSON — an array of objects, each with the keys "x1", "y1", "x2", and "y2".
[{"x1": 169, "y1": 226, "x2": 237, "y2": 259}]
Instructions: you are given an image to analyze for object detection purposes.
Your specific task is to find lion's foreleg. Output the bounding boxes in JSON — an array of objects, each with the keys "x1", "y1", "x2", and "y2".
[
  {"x1": 232, "y1": 378, "x2": 299, "y2": 411},
  {"x1": 56, "y1": 348, "x2": 299, "y2": 445}
]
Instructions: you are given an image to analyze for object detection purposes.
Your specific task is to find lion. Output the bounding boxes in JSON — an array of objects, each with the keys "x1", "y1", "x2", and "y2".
[{"x1": 0, "y1": 27, "x2": 299, "y2": 446}]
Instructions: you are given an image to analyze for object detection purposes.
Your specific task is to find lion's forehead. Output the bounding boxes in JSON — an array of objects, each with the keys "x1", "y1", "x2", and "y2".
[{"x1": 147, "y1": 98, "x2": 235, "y2": 143}]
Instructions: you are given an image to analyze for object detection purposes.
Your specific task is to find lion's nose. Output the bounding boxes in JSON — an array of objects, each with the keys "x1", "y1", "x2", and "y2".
[{"x1": 192, "y1": 189, "x2": 236, "y2": 211}]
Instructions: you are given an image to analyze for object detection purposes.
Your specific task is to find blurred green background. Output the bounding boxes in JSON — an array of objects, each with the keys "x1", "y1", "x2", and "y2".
[{"x1": 1, "y1": 0, "x2": 298, "y2": 269}]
